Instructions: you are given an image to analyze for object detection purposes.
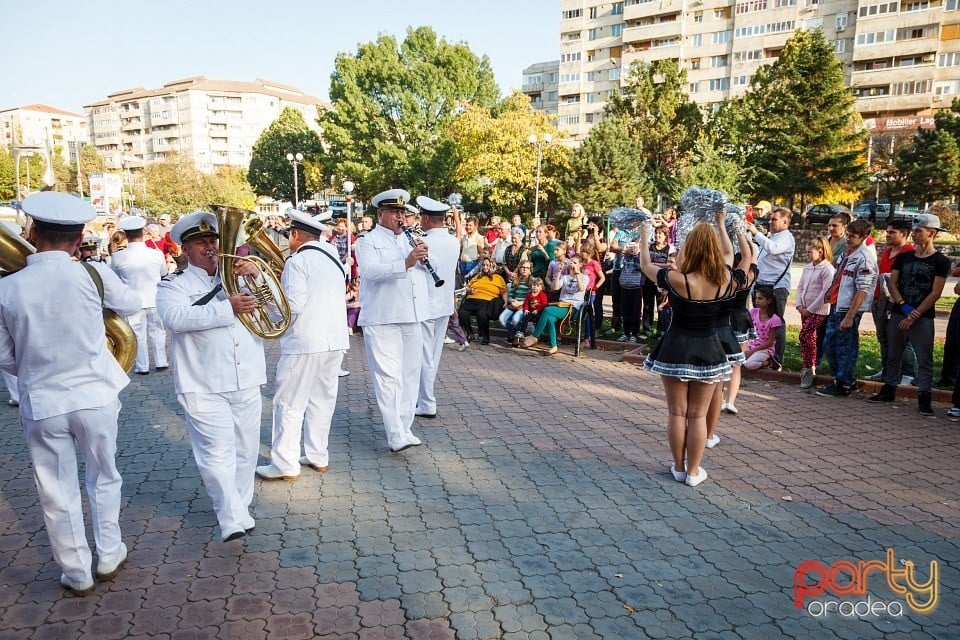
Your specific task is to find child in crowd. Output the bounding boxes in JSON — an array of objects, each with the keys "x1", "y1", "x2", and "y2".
[
  {"x1": 743, "y1": 286, "x2": 783, "y2": 370},
  {"x1": 795, "y1": 237, "x2": 835, "y2": 389},
  {"x1": 346, "y1": 280, "x2": 361, "y2": 335},
  {"x1": 618, "y1": 241, "x2": 644, "y2": 343},
  {"x1": 523, "y1": 278, "x2": 548, "y2": 332},
  {"x1": 545, "y1": 242, "x2": 568, "y2": 298}
]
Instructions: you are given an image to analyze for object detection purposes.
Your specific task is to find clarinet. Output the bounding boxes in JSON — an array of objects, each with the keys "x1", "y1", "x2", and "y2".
[{"x1": 399, "y1": 224, "x2": 445, "y2": 288}]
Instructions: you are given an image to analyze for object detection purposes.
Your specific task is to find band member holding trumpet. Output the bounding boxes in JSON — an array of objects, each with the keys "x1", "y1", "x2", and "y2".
[
  {"x1": 0, "y1": 192, "x2": 141, "y2": 593},
  {"x1": 355, "y1": 189, "x2": 429, "y2": 452},
  {"x1": 156, "y1": 211, "x2": 266, "y2": 543},
  {"x1": 256, "y1": 209, "x2": 349, "y2": 480},
  {"x1": 415, "y1": 196, "x2": 459, "y2": 419}
]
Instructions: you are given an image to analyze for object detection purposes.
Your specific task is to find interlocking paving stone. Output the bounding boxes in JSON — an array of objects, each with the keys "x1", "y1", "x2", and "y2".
[{"x1": 1, "y1": 337, "x2": 958, "y2": 638}]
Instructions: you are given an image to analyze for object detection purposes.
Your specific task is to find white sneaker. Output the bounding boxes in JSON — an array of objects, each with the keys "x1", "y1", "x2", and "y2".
[
  {"x1": 900, "y1": 375, "x2": 914, "y2": 386},
  {"x1": 721, "y1": 402, "x2": 738, "y2": 415},
  {"x1": 670, "y1": 464, "x2": 686, "y2": 482},
  {"x1": 7, "y1": 398, "x2": 17, "y2": 406},
  {"x1": 458, "y1": 342, "x2": 469, "y2": 352},
  {"x1": 443, "y1": 337, "x2": 455, "y2": 344},
  {"x1": 705, "y1": 434, "x2": 721, "y2": 449},
  {"x1": 95, "y1": 543, "x2": 128, "y2": 581},
  {"x1": 685, "y1": 467, "x2": 708, "y2": 487},
  {"x1": 60, "y1": 573, "x2": 94, "y2": 594},
  {"x1": 338, "y1": 369, "x2": 350, "y2": 377},
  {"x1": 255, "y1": 463, "x2": 299, "y2": 480}
]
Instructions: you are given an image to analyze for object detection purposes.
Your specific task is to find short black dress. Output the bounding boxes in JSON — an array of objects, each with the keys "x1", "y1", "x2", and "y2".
[
  {"x1": 715, "y1": 269, "x2": 746, "y2": 365},
  {"x1": 644, "y1": 269, "x2": 732, "y2": 382},
  {"x1": 729, "y1": 264, "x2": 758, "y2": 343}
]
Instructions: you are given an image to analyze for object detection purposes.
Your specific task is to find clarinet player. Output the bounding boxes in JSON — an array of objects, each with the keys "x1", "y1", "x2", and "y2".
[{"x1": 354, "y1": 189, "x2": 430, "y2": 452}]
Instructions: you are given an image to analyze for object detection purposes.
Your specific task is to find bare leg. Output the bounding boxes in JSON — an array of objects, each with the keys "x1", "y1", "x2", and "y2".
[
  {"x1": 662, "y1": 376, "x2": 689, "y2": 472},
  {"x1": 726, "y1": 346, "x2": 746, "y2": 406},
  {"x1": 684, "y1": 381, "x2": 717, "y2": 477},
  {"x1": 706, "y1": 383, "x2": 723, "y2": 439}
]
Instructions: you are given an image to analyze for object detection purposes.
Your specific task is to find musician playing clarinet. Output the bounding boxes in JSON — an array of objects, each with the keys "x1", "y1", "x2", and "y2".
[{"x1": 354, "y1": 189, "x2": 429, "y2": 453}]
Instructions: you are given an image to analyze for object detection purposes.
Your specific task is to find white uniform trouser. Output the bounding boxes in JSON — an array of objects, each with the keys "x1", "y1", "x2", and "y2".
[
  {"x1": 178, "y1": 387, "x2": 260, "y2": 533},
  {"x1": 129, "y1": 307, "x2": 168, "y2": 373},
  {"x1": 270, "y1": 350, "x2": 344, "y2": 474},
  {"x1": 418, "y1": 316, "x2": 448, "y2": 415},
  {"x1": 3, "y1": 372, "x2": 18, "y2": 404},
  {"x1": 362, "y1": 323, "x2": 422, "y2": 448},
  {"x1": 22, "y1": 400, "x2": 124, "y2": 583}
]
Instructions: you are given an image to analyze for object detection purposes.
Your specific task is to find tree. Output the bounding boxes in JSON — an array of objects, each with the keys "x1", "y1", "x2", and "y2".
[
  {"x1": 0, "y1": 146, "x2": 15, "y2": 200},
  {"x1": 448, "y1": 91, "x2": 568, "y2": 216},
  {"x1": 207, "y1": 166, "x2": 257, "y2": 210},
  {"x1": 248, "y1": 107, "x2": 323, "y2": 202},
  {"x1": 605, "y1": 59, "x2": 703, "y2": 200},
  {"x1": 677, "y1": 134, "x2": 744, "y2": 202},
  {"x1": 893, "y1": 100, "x2": 960, "y2": 203},
  {"x1": 728, "y1": 29, "x2": 865, "y2": 208},
  {"x1": 321, "y1": 26, "x2": 500, "y2": 199},
  {"x1": 564, "y1": 114, "x2": 651, "y2": 211}
]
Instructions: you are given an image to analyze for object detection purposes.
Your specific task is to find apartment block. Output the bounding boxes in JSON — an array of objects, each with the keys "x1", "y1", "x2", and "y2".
[
  {"x1": 0, "y1": 104, "x2": 89, "y2": 164},
  {"x1": 552, "y1": 0, "x2": 960, "y2": 143},
  {"x1": 84, "y1": 76, "x2": 325, "y2": 173},
  {"x1": 522, "y1": 61, "x2": 561, "y2": 115}
]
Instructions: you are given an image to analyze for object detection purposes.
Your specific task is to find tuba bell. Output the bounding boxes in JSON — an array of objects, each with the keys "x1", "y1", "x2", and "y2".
[
  {"x1": 208, "y1": 205, "x2": 291, "y2": 339},
  {"x1": 0, "y1": 222, "x2": 137, "y2": 374}
]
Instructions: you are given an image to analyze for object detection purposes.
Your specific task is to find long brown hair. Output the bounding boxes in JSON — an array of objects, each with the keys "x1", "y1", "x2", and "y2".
[{"x1": 677, "y1": 223, "x2": 728, "y2": 285}]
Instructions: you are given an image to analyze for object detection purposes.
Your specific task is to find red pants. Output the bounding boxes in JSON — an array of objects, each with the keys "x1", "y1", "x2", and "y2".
[{"x1": 799, "y1": 313, "x2": 827, "y2": 368}]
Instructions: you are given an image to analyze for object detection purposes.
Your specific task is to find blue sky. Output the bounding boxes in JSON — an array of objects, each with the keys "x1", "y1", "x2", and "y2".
[{"x1": 3, "y1": 0, "x2": 558, "y2": 114}]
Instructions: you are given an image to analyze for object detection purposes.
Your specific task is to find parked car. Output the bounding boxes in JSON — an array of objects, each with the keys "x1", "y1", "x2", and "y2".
[
  {"x1": 853, "y1": 202, "x2": 892, "y2": 220},
  {"x1": 804, "y1": 203, "x2": 851, "y2": 224}
]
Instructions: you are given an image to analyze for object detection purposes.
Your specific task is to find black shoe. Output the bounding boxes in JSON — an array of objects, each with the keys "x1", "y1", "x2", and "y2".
[
  {"x1": 816, "y1": 383, "x2": 850, "y2": 398},
  {"x1": 868, "y1": 385, "x2": 896, "y2": 403},
  {"x1": 415, "y1": 412, "x2": 437, "y2": 419},
  {"x1": 480, "y1": 337, "x2": 490, "y2": 345},
  {"x1": 135, "y1": 371, "x2": 149, "y2": 376},
  {"x1": 919, "y1": 392, "x2": 934, "y2": 417}
]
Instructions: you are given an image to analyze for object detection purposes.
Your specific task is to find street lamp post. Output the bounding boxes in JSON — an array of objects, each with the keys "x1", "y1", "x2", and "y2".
[
  {"x1": 286, "y1": 152, "x2": 304, "y2": 208},
  {"x1": 343, "y1": 180, "x2": 355, "y2": 281},
  {"x1": 528, "y1": 133, "x2": 552, "y2": 228}
]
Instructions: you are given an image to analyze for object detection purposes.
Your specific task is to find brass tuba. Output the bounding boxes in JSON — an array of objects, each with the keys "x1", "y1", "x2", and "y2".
[
  {"x1": 0, "y1": 222, "x2": 137, "y2": 373},
  {"x1": 208, "y1": 205, "x2": 291, "y2": 339}
]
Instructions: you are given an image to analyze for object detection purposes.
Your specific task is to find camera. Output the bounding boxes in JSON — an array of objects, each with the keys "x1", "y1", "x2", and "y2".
[{"x1": 581, "y1": 224, "x2": 592, "y2": 231}]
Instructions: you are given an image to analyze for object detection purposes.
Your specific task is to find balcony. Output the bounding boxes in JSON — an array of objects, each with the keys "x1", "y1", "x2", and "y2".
[
  {"x1": 623, "y1": 20, "x2": 682, "y2": 44},
  {"x1": 522, "y1": 82, "x2": 545, "y2": 93},
  {"x1": 208, "y1": 111, "x2": 228, "y2": 124},
  {"x1": 857, "y1": 9, "x2": 940, "y2": 30},
  {"x1": 852, "y1": 65, "x2": 934, "y2": 86},
  {"x1": 855, "y1": 93, "x2": 934, "y2": 113},
  {"x1": 624, "y1": 43, "x2": 682, "y2": 65},
  {"x1": 624, "y1": 1, "x2": 672, "y2": 21},
  {"x1": 119, "y1": 105, "x2": 142, "y2": 117}
]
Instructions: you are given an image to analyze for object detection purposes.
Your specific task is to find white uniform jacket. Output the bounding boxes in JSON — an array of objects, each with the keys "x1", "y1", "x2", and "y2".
[
  {"x1": 156, "y1": 264, "x2": 266, "y2": 395},
  {"x1": 355, "y1": 225, "x2": 429, "y2": 325},
  {"x1": 422, "y1": 228, "x2": 459, "y2": 321},
  {"x1": 0, "y1": 251, "x2": 141, "y2": 420},
  {"x1": 281, "y1": 239, "x2": 350, "y2": 355},
  {"x1": 110, "y1": 241, "x2": 167, "y2": 308}
]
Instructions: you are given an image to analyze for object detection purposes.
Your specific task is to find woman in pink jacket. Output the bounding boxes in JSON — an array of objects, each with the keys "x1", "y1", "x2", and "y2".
[{"x1": 795, "y1": 237, "x2": 835, "y2": 389}]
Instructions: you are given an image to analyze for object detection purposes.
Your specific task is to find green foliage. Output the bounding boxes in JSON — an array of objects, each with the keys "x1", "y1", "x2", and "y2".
[
  {"x1": 677, "y1": 134, "x2": 743, "y2": 202},
  {"x1": 0, "y1": 146, "x2": 15, "y2": 200},
  {"x1": 248, "y1": 107, "x2": 324, "y2": 203},
  {"x1": 142, "y1": 153, "x2": 254, "y2": 214},
  {"x1": 719, "y1": 29, "x2": 865, "y2": 206},
  {"x1": 321, "y1": 26, "x2": 500, "y2": 200},
  {"x1": 448, "y1": 91, "x2": 568, "y2": 216},
  {"x1": 605, "y1": 59, "x2": 703, "y2": 200},
  {"x1": 894, "y1": 102, "x2": 960, "y2": 202},
  {"x1": 564, "y1": 114, "x2": 651, "y2": 210}
]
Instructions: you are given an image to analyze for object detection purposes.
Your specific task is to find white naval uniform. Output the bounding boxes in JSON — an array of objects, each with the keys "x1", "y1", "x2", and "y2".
[
  {"x1": 110, "y1": 241, "x2": 169, "y2": 372},
  {"x1": 156, "y1": 264, "x2": 266, "y2": 536},
  {"x1": 417, "y1": 227, "x2": 460, "y2": 415},
  {"x1": 0, "y1": 251, "x2": 140, "y2": 585},
  {"x1": 355, "y1": 225, "x2": 429, "y2": 449},
  {"x1": 269, "y1": 239, "x2": 349, "y2": 474},
  {"x1": 2, "y1": 371, "x2": 17, "y2": 404}
]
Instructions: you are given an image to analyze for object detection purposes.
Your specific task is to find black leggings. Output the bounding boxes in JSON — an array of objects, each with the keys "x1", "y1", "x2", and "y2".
[
  {"x1": 641, "y1": 279, "x2": 658, "y2": 332},
  {"x1": 459, "y1": 298, "x2": 492, "y2": 340},
  {"x1": 621, "y1": 287, "x2": 643, "y2": 336}
]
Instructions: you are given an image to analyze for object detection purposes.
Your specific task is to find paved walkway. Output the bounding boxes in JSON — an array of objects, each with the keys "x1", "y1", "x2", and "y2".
[{"x1": 0, "y1": 337, "x2": 958, "y2": 639}]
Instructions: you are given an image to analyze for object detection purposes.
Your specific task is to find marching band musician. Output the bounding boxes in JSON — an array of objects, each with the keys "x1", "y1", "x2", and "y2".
[
  {"x1": 1, "y1": 221, "x2": 23, "y2": 407},
  {"x1": 0, "y1": 192, "x2": 141, "y2": 594},
  {"x1": 415, "y1": 196, "x2": 459, "y2": 419},
  {"x1": 156, "y1": 211, "x2": 266, "y2": 543},
  {"x1": 354, "y1": 188, "x2": 430, "y2": 452},
  {"x1": 78, "y1": 235, "x2": 104, "y2": 262},
  {"x1": 111, "y1": 215, "x2": 169, "y2": 374},
  {"x1": 256, "y1": 209, "x2": 349, "y2": 480}
]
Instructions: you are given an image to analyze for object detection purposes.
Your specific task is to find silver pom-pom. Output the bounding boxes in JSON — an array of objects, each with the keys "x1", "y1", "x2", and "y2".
[
  {"x1": 607, "y1": 206, "x2": 651, "y2": 232},
  {"x1": 676, "y1": 186, "x2": 730, "y2": 247},
  {"x1": 724, "y1": 205, "x2": 746, "y2": 254}
]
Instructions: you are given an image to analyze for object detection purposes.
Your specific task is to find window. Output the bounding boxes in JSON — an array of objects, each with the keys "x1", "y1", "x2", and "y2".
[
  {"x1": 711, "y1": 55, "x2": 729, "y2": 67},
  {"x1": 902, "y1": 1, "x2": 930, "y2": 11},
  {"x1": 859, "y1": 1, "x2": 899, "y2": 16},
  {"x1": 589, "y1": 28, "x2": 599, "y2": 40},
  {"x1": 653, "y1": 37, "x2": 680, "y2": 48},
  {"x1": 735, "y1": 25, "x2": 766, "y2": 37},
  {"x1": 897, "y1": 25, "x2": 937, "y2": 40},
  {"x1": 689, "y1": 82, "x2": 699, "y2": 93},
  {"x1": 733, "y1": 74, "x2": 751, "y2": 86},
  {"x1": 561, "y1": 52, "x2": 582, "y2": 62},
  {"x1": 890, "y1": 79, "x2": 931, "y2": 95},
  {"x1": 589, "y1": 6, "x2": 598, "y2": 18},
  {"x1": 775, "y1": 0, "x2": 796, "y2": 6},
  {"x1": 587, "y1": 50, "x2": 596, "y2": 61},
  {"x1": 936, "y1": 81, "x2": 960, "y2": 96},
  {"x1": 693, "y1": 11, "x2": 703, "y2": 22},
  {"x1": 939, "y1": 52, "x2": 960, "y2": 66},
  {"x1": 558, "y1": 115, "x2": 580, "y2": 126},
  {"x1": 835, "y1": 39, "x2": 846, "y2": 54},
  {"x1": 690, "y1": 58, "x2": 702, "y2": 70},
  {"x1": 611, "y1": 24, "x2": 624, "y2": 36},
  {"x1": 586, "y1": 71, "x2": 597, "y2": 82},
  {"x1": 714, "y1": 7, "x2": 731, "y2": 18},
  {"x1": 547, "y1": 91, "x2": 559, "y2": 101},
  {"x1": 768, "y1": 21, "x2": 795, "y2": 33},
  {"x1": 549, "y1": 73, "x2": 559, "y2": 83},
  {"x1": 610, "y1": 45, "x2": 623, "y2": 59},
  {"x1": 564, "y1": 32, "x2": 581, "y2": 41},
  {"x1": 560, "y1": 73, "x2": 581, "y2": 83},
  {"x1": 836, "y1": 14, "x2": 848, "y2": 30},
  {"x1": 562, "y1": 8, "x2": 583, "y2": 19},
  {"x1": 609, "y1": 68, "x2": 621, "y2": 80},
  {"x1": 736, "y1": 0, "x2": 768, "y2": 14},
  {"x1": 612, "y1": 2, "x2": 624, "y2": 14},
  {"x1": 948, "y1": 0, "x2": 958, "y2": 10},
  {"x1": 691, "y1": 34, "x2": 703, "y2": 47},
  {"x1": 733, "y1": 49, "x2": 762, "y2": 62},
  {"x1": 713, "y1": 30, "x2": 732, "y2": 44},
  {"x1": 565, "y1": 95, "x2": 580, "y2": 104},
  {"x1": 856, "y1": 29, "x2": 896, "y2": 45},
  {"x1": 587, "y1": 93, "x2": 597, "y2": 103},
  {"x1": 708, "y1": 78, "x2": 729, "y2": 91}
]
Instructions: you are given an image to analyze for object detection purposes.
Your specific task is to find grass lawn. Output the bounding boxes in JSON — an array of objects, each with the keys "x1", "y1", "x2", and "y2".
[{"x1": 785, "y1": 290, "x2": 957, "y2": 311}]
